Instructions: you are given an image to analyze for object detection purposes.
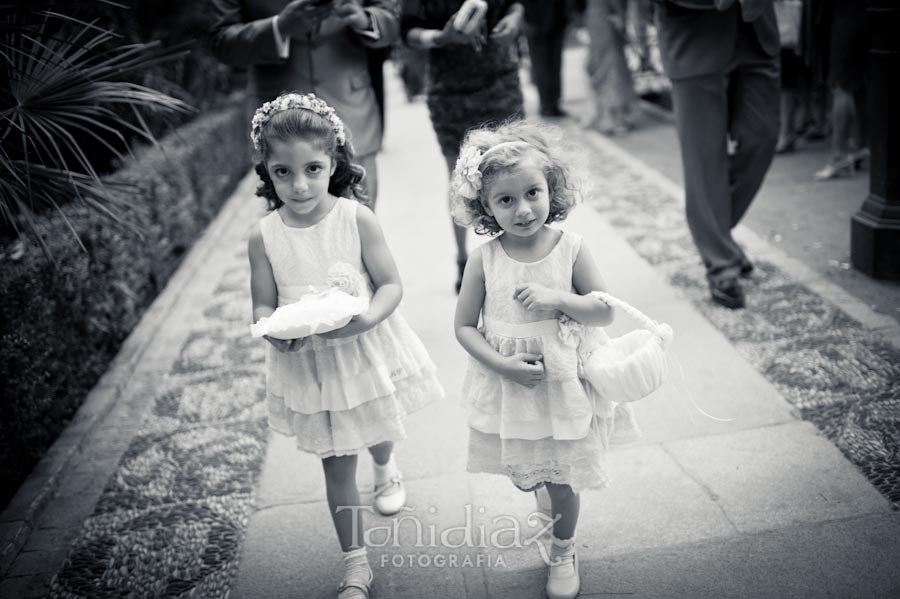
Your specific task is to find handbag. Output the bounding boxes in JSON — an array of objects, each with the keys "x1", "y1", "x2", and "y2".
[{"x1": 569, "y1": 292, "x2": 674, "y2": 403}]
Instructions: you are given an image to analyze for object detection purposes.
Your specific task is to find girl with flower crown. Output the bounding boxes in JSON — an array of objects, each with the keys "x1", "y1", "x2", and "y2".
[
  {"x1": 452, "y1": 120, "x2": 639, "y2": 599},
  {"x1": 247, "y1": 92, "x2": 443, "y2": 599}
]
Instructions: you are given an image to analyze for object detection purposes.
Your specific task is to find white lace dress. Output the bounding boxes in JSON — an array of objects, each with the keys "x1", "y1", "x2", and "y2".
[
  {"x1": 462, "y1": 231, "x2": 638, "y2": 493},
  {"x1": 258, "y1": 197, "x2": 443, "y2": 457}
]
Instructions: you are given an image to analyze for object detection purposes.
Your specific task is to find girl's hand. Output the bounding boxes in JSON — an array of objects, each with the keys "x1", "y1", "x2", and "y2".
[
  {"x1": 490, "y1": 10, "x2": 522, "y2": 43},
  {"x1": 264, "y1": 335, "x2": 304, "y2": 353},
  {"x1": 498, "y1": 353, "x2": 545, "y2": 388},
  {"x1": 317, "y1": 312, "x2": 376, "y2": 339},
  {"x1": 514, "y1": 283, "x2": 562, "y2": 312}
]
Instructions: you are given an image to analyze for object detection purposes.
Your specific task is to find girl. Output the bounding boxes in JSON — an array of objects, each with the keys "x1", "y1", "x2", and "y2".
[
  {"x1": 452, "y1": 121, "x2": 633, "y2": 599},
  {"x1": 247, "y1": 92, "x2": 443, "y2": 599}
]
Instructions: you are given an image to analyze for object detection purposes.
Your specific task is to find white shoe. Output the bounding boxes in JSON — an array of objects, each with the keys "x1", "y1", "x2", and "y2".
[
  {"x1": 546, "y1": 541, "x2": 580, "y2": 599},
  {"x1": 337, "y1": 566, "x2": 373, "y2": 599},
  {"x1": 374, "y1": 473, "x2": 406, "y2": 516}
]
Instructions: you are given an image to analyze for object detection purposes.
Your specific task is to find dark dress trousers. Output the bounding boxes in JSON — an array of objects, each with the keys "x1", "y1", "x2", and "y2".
[
  {"x1": 521, "y1": 0, "x2": 568, "y2": 113},
  {"x1": 655, "y1": 1, "x2": 780, "y2": 284}
]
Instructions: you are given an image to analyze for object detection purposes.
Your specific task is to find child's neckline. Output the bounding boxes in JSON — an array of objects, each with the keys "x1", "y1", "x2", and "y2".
[
  {"x1": 497, "y1": 229, "x2": 564, "y2": 264},
  {"x1": 276, "y1": 196, "x2": 340, "y2": 230}
]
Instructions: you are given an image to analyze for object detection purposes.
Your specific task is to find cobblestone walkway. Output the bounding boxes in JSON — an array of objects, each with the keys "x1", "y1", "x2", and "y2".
[
  {"x1": 38, "y1": 123, "x2": 900, "y2": 598},
  {"x1": 571, "y1": 127, "x2": 900, "y2": 510},
  {"x1": 47, "y1": 248, "x2": 265, "y2": 599}
]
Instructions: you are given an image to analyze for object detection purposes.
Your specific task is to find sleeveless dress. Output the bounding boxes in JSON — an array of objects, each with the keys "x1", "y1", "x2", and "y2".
[
  {"x1": 462, "y1": 231, "x2": 638, "y2": 493},
  {"x1": 258, "y1": 197, "x2": 443, "y2": 457}
]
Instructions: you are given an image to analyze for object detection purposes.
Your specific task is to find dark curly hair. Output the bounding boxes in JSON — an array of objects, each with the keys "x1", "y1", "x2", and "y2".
[
  {"x1": 253, "y1": 101, "x2": 369, "y2": 210},
  {"x1": 450, "y1": 120, "x2": 580, "y2": 236}
]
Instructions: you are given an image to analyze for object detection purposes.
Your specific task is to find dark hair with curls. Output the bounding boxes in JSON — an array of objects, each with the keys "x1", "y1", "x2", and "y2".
[
  {"x1": 450, "y1": 120, "x2": 580, "y2": 236},
  {"x1": 253, "y1": 102, "x2": 369, "y2": 210}
]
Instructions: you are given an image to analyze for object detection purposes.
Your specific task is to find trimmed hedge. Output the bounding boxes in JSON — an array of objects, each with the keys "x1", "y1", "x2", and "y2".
[{"x1": 0, "y1": 100, "x2": 251, "y2": 508}]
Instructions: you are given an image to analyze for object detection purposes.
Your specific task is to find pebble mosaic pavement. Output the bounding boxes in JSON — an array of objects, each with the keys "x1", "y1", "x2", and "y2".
[
  {"x1": 36, "y1": 127, "x2": 899, "y2": 598},
  {"x1": 571, "y1": 127, "x2": 900, "y2": 510},
  {"x1": 46, "y1": 247, "x2": 267, "y2": 599}
]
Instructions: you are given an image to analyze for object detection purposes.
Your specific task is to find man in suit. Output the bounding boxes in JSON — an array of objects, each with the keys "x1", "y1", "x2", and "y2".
[
  {"x1": 209, "y1": 0, "x2": 401, "y2": 206},
  {"x1": 655, "y1": 0, "x2": 780, "y2": 308},
  {"x1": 521, "y1": 0, "x2": 569, "y2": 117}
]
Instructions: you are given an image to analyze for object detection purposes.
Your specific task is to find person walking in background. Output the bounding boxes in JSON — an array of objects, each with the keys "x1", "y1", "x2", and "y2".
[
  {"x1": 209, "y1": 0, "x2": 401, "y2": 207},
  {"x1": 655, "y1": 0, "x2": 780, "y2": 309},
  {"x1": 521, "y1": 0, "x2": 569, "y2": 117},
  {"x1": 247, "y1": 93, "x2": 443, "y2": 599},
  {"x1": 813, "y1": 0, "x2": 868, "y2": 181},
  {"x1": 402, "y1": 0, "x2": 525, "y2": 292},
  {"x1": 451, "y1": 120, "x2": 638, "y2": 599},
  {"x1": 584, "y1": 0, "x2": 640, "y2": 135}
]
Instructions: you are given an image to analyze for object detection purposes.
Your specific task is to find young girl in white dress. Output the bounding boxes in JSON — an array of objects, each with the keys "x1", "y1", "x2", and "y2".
[
  {"x1": 452, "y1": 120, "x2": 636, "y2": 599},
  {"x1": 247, "y1": 93, "x2": 443, "y2": 599}
]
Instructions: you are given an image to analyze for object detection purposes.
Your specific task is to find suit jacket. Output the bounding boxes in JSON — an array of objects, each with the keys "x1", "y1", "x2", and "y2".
[
  {"x1": 209, "y1": 0, "x2": 400, "y2": 156},
  {"x1": 655, "y1": 1, "x2": 779, "y2": 80}
]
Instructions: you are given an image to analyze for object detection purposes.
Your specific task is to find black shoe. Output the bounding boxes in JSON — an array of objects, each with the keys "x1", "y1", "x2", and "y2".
[
  {"x1": 710, "y1": 279, "x2": 745, "y2": 309},
  {"x1": 739, "y1": 261, "x2": 754, "y2": 279},
  {"x1": 539, "y1": 105, "x2": 567, "y2": 118}
]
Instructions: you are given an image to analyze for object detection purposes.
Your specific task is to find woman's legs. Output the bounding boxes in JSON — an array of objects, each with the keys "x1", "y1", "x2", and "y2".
[
  {"x1": 444, "y1": 152, "x2": 467, "y2": 291},
  {"x1": 322, "y1": 454, "x2": 363, "y2": 552}
]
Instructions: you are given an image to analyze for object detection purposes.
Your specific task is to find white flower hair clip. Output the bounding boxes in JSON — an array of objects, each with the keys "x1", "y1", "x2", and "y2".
[
  {"x1": 451, "y1": 140, "x2": 534, "y2": 200},
  {"x1": 250, "y1": 92, "x2": 347, "y2": 151}
]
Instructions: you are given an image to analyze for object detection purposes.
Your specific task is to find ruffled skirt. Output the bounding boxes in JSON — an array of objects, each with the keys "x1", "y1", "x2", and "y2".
[
  {"x1": 461, "y1": 320, "x2": 640, "y2": 493},
  {"x1": 265, "y1": 311, "x2": 443, "y2": 457}
]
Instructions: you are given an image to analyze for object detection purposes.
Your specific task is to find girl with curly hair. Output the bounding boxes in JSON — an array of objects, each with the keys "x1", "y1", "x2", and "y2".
[
  {"x1": 247, "y1": 92, "x2": 443, "y2": 599},
  {"x1": 452, "y1": 120, "x2": 627, "y2": 599}
]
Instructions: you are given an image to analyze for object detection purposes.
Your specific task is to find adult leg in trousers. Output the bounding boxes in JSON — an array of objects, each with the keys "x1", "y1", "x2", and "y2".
[
  {"x1": 727, "y1": 33, "x2": 780, "y2": 230},
  {"x1": 526, "y1": 31, "x2": 564, "y2": 114},
  {"x1": 670, "y1": 74, "x2": 746, "y2": 289}
]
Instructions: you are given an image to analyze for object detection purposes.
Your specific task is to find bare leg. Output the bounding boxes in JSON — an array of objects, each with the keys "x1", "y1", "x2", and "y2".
[
  {"x1": 368, "y1": 441, "x2": 393, "y2": 466},
  {"x1": 545, "y1": 482, "x2": 580, "y2": 540},
  {"x1": 443, "y1": 152, "x2": 467, "y2": 263},
  {"x1": 322, "y1": 454, "x2": 364, "y2": 552}
]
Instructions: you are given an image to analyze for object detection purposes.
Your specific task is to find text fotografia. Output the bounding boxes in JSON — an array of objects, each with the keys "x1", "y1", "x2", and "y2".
[{"x1": 336, "y1": 504, "x2": 560, "y2": 566}]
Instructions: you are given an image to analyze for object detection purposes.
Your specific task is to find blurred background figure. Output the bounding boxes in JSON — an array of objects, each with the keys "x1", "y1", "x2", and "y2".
[
  {"x1": 654, "y1": 0, "x2": 780, "y2": 309},
  {"x1": 521, "y1": 0, "x2": 569, "y2": 117},
  {"x1": 773, "y1": 0, "x2": 830, "y2": 155},
  {"x1": 813, "y1": 0, "x2": 869, "y2": 181},
  {"x1": 209, "y1": 0, "x2": 402, "y2": 206},
  {"x1": 584, "y1": 0, "x2": 639, "y2": 135},
  {"x1": 402, "y1": 0, "x2": 525, "y2": 292}
]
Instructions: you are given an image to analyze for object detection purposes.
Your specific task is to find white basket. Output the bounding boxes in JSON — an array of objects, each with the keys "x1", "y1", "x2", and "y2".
[{"x1": 579, "y1": 292, "x2": 674, "y2": 403}]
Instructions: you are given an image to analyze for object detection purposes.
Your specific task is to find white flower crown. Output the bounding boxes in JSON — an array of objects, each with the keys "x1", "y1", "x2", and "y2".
[
  {"x1": 250, "y1": 92, "x2": 347, "y2": 151},
  {"x1": 451, "y1": 140, "x2": 533, "y2": 200}
]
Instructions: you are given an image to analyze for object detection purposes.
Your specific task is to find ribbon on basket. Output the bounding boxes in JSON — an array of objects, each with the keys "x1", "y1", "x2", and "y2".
[{"x1": 567, "y1": 291, "x2": 731, "y2": 422}]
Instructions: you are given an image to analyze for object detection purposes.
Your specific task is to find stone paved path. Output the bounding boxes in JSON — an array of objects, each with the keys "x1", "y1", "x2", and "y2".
[{"x1": 2, "y1": 62, "x2": 899, "y2": 599}]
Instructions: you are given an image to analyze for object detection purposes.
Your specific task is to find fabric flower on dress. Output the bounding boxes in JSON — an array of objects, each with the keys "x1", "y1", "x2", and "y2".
[
  {"x1": 251, "y1": 92, "x2": 347, "y2": 150},
  {"x1": 326, "y1": 262, "x2": 367, "y2": 297}
]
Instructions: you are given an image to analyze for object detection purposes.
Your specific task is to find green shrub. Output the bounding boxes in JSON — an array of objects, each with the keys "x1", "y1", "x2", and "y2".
[{"x1": 0, "y1": 100, "x2": 250, "y2": 508}]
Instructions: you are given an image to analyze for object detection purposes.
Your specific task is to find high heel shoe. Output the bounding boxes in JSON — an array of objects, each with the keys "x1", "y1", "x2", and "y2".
[
  {"x1": 814, "y1": 154, "x2": 856, "y2": 181},
  {"x1": 455, "y1": 257, "x2": 467, "y2": 294}
]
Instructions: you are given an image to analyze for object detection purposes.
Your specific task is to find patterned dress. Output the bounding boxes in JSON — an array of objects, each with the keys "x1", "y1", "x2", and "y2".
[
  {"x1": 401, "y1": 0, "x2": 524, "y2": 158},
  {"x1": 462, "y1": 231, "x2": 638, "y2": 493},
  {"x1": 258, "y1": 197, "x2": 443, "y2": 457}
]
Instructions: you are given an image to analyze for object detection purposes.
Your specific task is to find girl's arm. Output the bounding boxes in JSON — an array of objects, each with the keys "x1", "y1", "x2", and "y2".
[
  {"x1": 248, "y1": 224, "x2": 295, "y2": 352},
  {"x1": 514, "y1": 242, "x2": 614, "y2": 326},
  {"x1": 455, "y1": 248, "x2": 545, "y2": 388},
  {"x1": 319, "y1": 205, "x2": 402, "y2": 338}
]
